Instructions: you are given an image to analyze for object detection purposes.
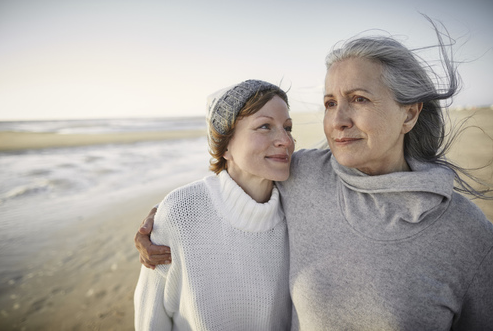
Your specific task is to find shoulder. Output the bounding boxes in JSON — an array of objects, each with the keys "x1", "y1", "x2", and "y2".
[
  {"x1": 444, "y1": 192, "x2": 493, "y2": 256},
  {"x1": 291, "y1": 148, "x2": 332, "y2": 166},
  {"x1": 162, "y1": 176, "x2": 211, "y2": 205},
  {"x1": 278, "y1": 149, "x2": 333, "y2": 192},
  {"x1": 153, "y1": 176, "x2": 215, "y2": 243},
  {"x1": 448, "y1": 192, "x2": 492, "y2": 230},
  {"x1": 444, "y1": 194, "x2": 493, "y2": 313},
  {"x1": 291, "y1": 148, "x2": 333, "y2": 178}
]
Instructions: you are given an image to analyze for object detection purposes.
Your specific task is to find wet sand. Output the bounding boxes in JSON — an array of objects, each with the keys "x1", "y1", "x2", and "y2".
[
  {"x1": 0, "y1": 129, "x2": 207, "y2": 151},
  {"x1": 0, "y1": 109, "x2": 491, "y2": 330}
]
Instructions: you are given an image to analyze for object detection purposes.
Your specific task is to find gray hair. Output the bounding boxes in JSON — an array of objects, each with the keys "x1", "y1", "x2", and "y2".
[{"x1": 325, "y1": 18, "x2": 492, "y2": 199}]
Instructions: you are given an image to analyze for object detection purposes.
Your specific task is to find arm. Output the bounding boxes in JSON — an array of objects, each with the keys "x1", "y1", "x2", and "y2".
[
  {"x1": 453, "y1": 247, "x2": 493, "y2": 330},
  {"x1": 134, "y1": 197, "x2": 183, "y2": 330},
  {"x1": 135, "y1": 207, "x2": 172, "y2": 269},
  {"x1": 134, "y1": 265, "x2": 173, "y2": 330}
]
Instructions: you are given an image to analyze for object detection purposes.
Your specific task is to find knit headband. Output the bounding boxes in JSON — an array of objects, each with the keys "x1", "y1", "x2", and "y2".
[{"x1": 207, "y1": 80, "x2": 279, "y2": 135}]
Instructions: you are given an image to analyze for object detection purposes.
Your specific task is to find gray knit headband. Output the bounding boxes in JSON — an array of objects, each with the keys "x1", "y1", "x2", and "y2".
[{"x1": 207, "y1": 80, "x2": 279, "y2": 135}]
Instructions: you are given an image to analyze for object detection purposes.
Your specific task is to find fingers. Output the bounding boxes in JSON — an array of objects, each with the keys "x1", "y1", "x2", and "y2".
[
  {"x1": 135, "y1": 206, "x2": 171, "y2": 269},
  {"x1": 135, "y1": 229, "x2": 170, "y2": 254},
  {"x1": 135, "y1": 230, "x2": 171, "y2": 268},
  {"x1": 139, "y1": 247, "x2": 172, "y2": 269},
  {"x1": 142, "y1": 242, "x2": 171, "y2": 266},
  {"x1": 138, "y1": 207, "x2": 157, "y2": 235},
  {"x1": 140, "y1": 251, "x2": 172, "y2": 268},
  {"x1": 134, "y1": 231, "x2": 154, "y2": 256},
  {"x1": 140, "y1": 256, "x2": 156, "y2": 270},
  {"x1": 146, "y1": 241, "x2": 171, "y2": 255}
]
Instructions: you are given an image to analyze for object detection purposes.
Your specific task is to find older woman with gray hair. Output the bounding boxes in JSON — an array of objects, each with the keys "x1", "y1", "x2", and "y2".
[
  {"x1": 280, "y1": 23, "x2": 493, "y2": 329},
  {"x1": 135, "y1": 20, "x2": 493, "y2": 330}
]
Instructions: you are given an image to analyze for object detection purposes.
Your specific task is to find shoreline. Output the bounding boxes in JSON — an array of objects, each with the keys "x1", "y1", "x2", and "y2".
[
  {"x1": 0, "y1": 110, "x2": 325, "y2": 152},
  {"x1": 0, "y1": 129, "x2": 207, "y2": 151}
]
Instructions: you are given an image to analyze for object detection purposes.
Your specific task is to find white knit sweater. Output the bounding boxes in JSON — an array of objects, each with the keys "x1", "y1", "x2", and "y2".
[{"x1": 134, "y1": 171, "x2": 291, "y2": 331}]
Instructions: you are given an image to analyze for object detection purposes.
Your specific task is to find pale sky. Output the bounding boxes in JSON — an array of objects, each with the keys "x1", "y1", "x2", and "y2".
[{"x1": 1, "y1": 0, "x2": 492, "y2": 120}]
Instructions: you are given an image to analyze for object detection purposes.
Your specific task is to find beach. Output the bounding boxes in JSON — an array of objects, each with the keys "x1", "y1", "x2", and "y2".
[
  {"x1": 1, "y1": 109, "x2": 492, "y2": 330},
  {"x1": 0, "y1": 129, "x2": 206, "y2": 151}
]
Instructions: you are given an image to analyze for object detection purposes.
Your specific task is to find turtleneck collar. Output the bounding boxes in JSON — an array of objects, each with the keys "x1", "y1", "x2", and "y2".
[
  {"x1": 331, "y1": 156, "x2": 455, "y2": 240},
  {"x1": 205, "y1": 170, "x2": 285, "y2": 232}
]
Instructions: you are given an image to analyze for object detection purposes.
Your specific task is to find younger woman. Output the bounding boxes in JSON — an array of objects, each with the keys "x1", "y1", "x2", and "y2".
[{"x1": 134, "y1": 80, "x2": 294, "y2": 330}]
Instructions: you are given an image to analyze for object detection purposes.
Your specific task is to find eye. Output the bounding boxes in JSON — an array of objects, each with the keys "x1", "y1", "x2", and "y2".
[
  {"x1": 284, "y1": 125, "x2": 293, "y2": 133},
  {"x1": 324, "y1": 100, "x2": 336, "y2": 110},
  {"x1": 354, "y1": 96, "x2": 369, "y2": 103},
  {"x1": 258, "y1": 123, "x2": 270, "y2": 130}
]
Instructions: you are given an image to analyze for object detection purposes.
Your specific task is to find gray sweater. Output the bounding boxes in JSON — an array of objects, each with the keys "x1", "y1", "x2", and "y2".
[{"x1": 278, "y1": 149, "x2": 493, "y2": 331}]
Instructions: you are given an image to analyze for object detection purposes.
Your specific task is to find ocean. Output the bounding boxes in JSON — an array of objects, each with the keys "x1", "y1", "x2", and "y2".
[{"x1": 0, "y1": 117, "x2": 212, "y2": 283}]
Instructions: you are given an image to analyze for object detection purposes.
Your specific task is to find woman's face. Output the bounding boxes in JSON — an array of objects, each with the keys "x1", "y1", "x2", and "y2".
[
  {"x1": 225, "y1": 95, "x2": 295, "y2": 184},
  {"x1": 323, "y1": 57, "x2": 415, "y2": 175}
]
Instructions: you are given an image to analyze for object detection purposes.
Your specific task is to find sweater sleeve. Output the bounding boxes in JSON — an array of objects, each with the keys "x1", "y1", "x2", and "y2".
[
  {"x1": 134, "y1": 265, "x2": 172, "y2": 331},
  {"x1": 134, "y1": 191, "x2": 182, "y2": 330},
  {"x1": 453, "y1": 246, "x2": 493, "y2": 330}
]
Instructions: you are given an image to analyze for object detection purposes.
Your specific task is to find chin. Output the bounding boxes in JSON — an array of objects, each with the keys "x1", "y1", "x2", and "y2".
[
  {"x1": 331, "y1": 150, "x2": 359, "y2": 167},
  {"x1": 334, "y1": 157, "x2": 363, "y2": 171},
  {"x1": 270, "y1": 171, "x2": 290, "y2": 182}
]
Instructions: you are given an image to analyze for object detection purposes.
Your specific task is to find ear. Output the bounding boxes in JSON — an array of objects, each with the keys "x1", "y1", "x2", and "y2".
[
  {"x1": 223, "y1": 147, "x2": 232, "y2": 161},
  {"x1": 401, "y1": 102, "x2": 423, "y2": 134}
]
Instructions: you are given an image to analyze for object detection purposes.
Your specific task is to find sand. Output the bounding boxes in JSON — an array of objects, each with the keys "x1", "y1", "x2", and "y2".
[
  {"x1": 1, "y1": 186, "x2": 173, "y2": 331},
  {"x1": 1, "y1": 109, "x2": 492, "y2": 330},
  {"x1": 443, "y1": 108, "x2": 493, "y2": 221},
  {"x1": 0, "y1": 129, "x2": 207, "y2": 151}
]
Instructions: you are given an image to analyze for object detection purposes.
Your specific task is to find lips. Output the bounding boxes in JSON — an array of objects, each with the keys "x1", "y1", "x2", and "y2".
[
  {"x1": 266, "y1": 154, "x2": 290, "y2": 162},
  {"x1": 333, "y1": 137, "x2": 362, "y2": 146},
  {"x1": 334, "y1": 137, "x2": 361, "y2": 143}
]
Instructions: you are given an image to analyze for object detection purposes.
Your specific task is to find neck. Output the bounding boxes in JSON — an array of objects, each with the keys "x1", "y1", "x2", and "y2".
[
  {"x1": 358, "y1": 157, "x2": 410, "y2": 176},
  {"x1": 226, "y1": 170, "x2": 273, "y2": 203}
]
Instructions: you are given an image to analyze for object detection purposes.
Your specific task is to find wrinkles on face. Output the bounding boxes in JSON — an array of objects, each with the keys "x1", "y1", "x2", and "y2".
[{"x1": 323, "y1": 58, "x2": 409, "y2": 175}]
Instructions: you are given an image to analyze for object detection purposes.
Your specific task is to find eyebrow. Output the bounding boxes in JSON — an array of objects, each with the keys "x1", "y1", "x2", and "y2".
[
  {"x1": 255, "y1": 115, "x2": 292, "y2": 120},
  {"x1": 324, "y1": 88, "x2": 373, "y2": 98},
  {"x1": 254, "y1": 115, "x2": 293, "y2": 123}
]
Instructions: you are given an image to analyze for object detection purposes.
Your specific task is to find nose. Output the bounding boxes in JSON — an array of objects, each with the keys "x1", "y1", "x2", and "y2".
[
  {"x1": 331, "y1": 102, "x2": 353, "y2": 130},
  {"x1": 274, "y1": 128, "x2": 294, "y2": 149}
]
